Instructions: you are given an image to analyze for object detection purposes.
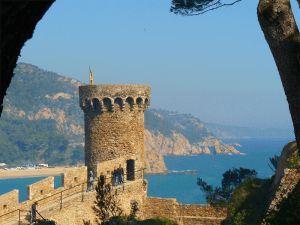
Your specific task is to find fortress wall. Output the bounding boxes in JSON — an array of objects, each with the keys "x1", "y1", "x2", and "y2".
[
  {"x1": 0, "y1": 190, "x2": 19, "y2": 223},
  {"x1": 143, "y1": 197, "x2": 179, "y2": 222},
  {"x1": 96, "y1": 157, "x2": 127, "y2": 184},
  {"x1": 33, "y1": 179, "x2": 148, "y2": 225},
  {"x1": 62, "y1": 166, "x2": 87, "y2": 189},
  {"x1": 0, "y1": 167, "x2": 88, "y2": 224},
  {"x1": 267, "y1": 168, "x2": 300, "y2": 213},
  {"x1": 143, "y1": 197, "x2": 228, "y2": 225},
  {"x1": 0, "y1": 190, "x2": 19, "y2": 212},
  {"x1": 180, "y1": 204, "x2": 228, "y2": 218},
  {"x1": 26, "y1": 176, "x2": 54, "y2": 200},
  {"x1": 114, "y1": 179, "x2": 148, "y2": 217},
  {"x1": 36, "y1": 191, "x2": 97, "y2": 225}
]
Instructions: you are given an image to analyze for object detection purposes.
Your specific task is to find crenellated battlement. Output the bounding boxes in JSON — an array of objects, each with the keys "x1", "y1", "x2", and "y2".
[
  {"x1": 79, "y1": 84, "x2": 151, "y2": 174},
  {"x1": 79, "y1": 84, "x2": 150, "y2": 112}
]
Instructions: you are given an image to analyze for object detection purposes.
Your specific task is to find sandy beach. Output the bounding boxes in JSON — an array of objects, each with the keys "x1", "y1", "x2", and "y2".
[{"x1": 0, "y1": 167, "x2": 77, "y2": 179}]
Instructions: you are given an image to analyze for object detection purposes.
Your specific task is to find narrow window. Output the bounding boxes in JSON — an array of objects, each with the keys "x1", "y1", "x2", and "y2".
[
  {"x1": 40, "y1": 190, "x2": 44, "y2": 195},
  {"x1": 3, "y1": 205, "x2": 7, "y2": 210},
  {"x1": 74, "y1": 177, "x2": 78, "y2": 182}
]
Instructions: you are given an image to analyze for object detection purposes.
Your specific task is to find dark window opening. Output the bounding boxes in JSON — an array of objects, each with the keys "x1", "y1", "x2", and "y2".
[
  {"x1": 74, "y1": 177, "x2": 78, "y2": 182},
  {"x1": 114, "y1": 98, "x2": 123, "y2": 110},
  {"x1": 145, "y1": 98, "x2": 149, "y2": 104},
  {"x1": 126, "y1": 97, "x2": 134, "y2": 105},
  {"x1": 92, "y1": 98, "x2": 101, "y2": 111},
  {"x1": 40, "y1": 190, "x2": 44, "y2": 195},
  {"x1": 103, "y1": 98, "x2": 112, "y2": 111},
  {"x1": 136, "y1": 97, "x2": 143, "y2": 105},
  {"x1": 127, "y1": 159, "x2": 135, "y2": 181},
  {"x1": 3, "y1": 205, "x2": 7, "y2": 210}
]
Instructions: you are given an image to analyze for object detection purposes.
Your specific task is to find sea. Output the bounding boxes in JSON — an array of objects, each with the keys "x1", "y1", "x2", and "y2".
[{"x1": 0, "y1": 138, "x2": 295, "y2": 204}]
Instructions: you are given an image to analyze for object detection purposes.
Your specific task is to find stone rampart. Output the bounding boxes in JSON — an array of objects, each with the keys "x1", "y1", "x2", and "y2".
[
  {"x1": 30, "y1": 179, "x2": 148, "y2": 225},
  {"x1": 0, "y1": 167, "x2": 87, "y2": 224},
  {"x1": 27, "y1": 176, "x2": 54, "y2": 200},
  {"x1": 143, "y1": 197, "x2": 228, "y2": 225},
  {"x1": 267, "y1": 168, "x2": 300, "y2": 213}
]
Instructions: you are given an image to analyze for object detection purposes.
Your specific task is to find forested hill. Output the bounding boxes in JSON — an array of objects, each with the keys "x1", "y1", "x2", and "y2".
[
  {"x1": 148, "y1": 108, "x2": 218, "y2": 144},
  {"x1": 3, "y1": 63, "x2": 84, "y2": 144}
]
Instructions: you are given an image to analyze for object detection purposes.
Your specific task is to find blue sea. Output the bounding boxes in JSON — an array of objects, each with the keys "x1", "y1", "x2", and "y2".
[{"x1": 0, "y1": 138, "x2": 294, "y2": 204}]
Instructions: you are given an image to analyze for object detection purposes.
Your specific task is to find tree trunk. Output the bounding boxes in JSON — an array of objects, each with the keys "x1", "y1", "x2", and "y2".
[{"x1": 257, "y1": 0, "x2": 300, "y2": 153}]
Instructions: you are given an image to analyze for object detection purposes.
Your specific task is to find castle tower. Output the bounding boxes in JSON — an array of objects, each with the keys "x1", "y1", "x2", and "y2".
[{"x1": 79, "y1": 84, "x2": 150, "y2": 178}]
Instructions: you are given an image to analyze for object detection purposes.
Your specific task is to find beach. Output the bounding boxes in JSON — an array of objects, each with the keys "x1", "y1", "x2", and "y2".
[{"x1": 0, "y1": 167, "x2": 77, "y2": 179}]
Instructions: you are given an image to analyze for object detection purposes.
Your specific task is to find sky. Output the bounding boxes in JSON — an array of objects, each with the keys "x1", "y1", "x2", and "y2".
[{"x1": 17, "y1": 0, "x2": 300, "y2": 129}]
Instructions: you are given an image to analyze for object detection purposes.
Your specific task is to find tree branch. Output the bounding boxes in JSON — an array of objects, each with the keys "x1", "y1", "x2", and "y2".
[{"x1": 186, "y1": 0, "x2": 242, "y2": 16}]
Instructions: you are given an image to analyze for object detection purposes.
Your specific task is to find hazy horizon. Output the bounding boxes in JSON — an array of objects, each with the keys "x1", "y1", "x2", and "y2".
[{"x1": 17, "y1": 0, "x2": 300, "y2": 129}]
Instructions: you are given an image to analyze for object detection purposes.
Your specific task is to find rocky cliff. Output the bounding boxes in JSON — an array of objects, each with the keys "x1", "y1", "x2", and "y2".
[{"x1": 145, "y1": 130, "x2": 241, "y2": 157}]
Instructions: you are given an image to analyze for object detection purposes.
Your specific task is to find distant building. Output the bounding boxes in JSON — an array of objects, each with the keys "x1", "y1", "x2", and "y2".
[
  {"x1": 0, "y1": 163, "x2": 7, "y2": 167},
  {"x1": 39, "y1": 164, "x2": 48, "y2": 168}
]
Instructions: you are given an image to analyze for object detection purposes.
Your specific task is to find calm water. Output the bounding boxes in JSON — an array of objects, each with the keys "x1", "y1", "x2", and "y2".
[
  {"x1": 0, "y1": 176, "x2": 62, "y2": 203},
  {"x1": 145, "y1": 138, "x2": 295, "y2": 204},
  {"x1": 0, "y1": 138, "x2": 294, "y2": 204}
]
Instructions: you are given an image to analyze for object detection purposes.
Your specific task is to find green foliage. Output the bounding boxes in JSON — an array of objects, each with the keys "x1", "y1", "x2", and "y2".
[
  {"x1": 197, "y1": 167, "x2": 257, "y2": 206},
  {"x1": 287, "y1": 153, "x2": 300, "y2": 168},
  {"x1": 145, "y1": 110, "x2": 176, "y2": 137},
  {"x1": 0, "y1": 116, "x2": 69, "y2": 165},
  {"x1": 170, "y1": 0, "x2": 241, "y2": 16},
  {"x1": 268, "y1": 154, "x2": 279, "y2": 173},
  {"x1": 70, "y1": 145, "x2": 85, "y2": 165},
  {"x1": 222, "y1": 175, "x2": 275, "y2": 225},
  {"x1": 149, "y1": 108, "x2": 217, "y2": 144},
  {"x1": 228, "y1": 207, "x2": 248, "y2": 225},
  {"x1": 92, "y1": 179, "x2": 123, "y2": 224},
  {"x1": 262, "y1": 185, "x2": 300, "y2": 224}
]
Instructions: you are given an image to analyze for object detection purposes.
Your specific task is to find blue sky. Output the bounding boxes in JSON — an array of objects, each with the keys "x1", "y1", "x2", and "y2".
[{"x1": 17, "y1": 0, "x2": 300, "y2": 129}]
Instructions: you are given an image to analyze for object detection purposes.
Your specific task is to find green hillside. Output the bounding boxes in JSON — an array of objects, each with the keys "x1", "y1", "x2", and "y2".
[{"x1": 149, "y1": 108, "x2": 218, "y2": 144}]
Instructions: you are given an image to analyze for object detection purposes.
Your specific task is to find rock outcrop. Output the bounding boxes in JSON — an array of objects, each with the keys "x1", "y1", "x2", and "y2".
[
  {"x1": 144, "y1": 148, "x2": 168, "y2": 174},
  {"x1": 145, "y1": 130, "x2": 241, "y2": 156},
  {"x1": 272, "y1": 141, "x2": 299, "y2": 190}
]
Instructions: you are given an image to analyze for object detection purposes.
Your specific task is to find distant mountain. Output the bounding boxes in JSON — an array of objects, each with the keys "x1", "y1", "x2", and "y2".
[
  {"x1": 202, "y1": 122, "x2": 295, "y2": 139},
  {"x1": 1, "y1": 63, "x2": 242, "y2": 173}
]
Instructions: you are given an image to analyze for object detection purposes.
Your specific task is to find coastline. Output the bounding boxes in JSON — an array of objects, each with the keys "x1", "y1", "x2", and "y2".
[{"x1": 0, "y1": 167, "x2": 76, "y2": 179}]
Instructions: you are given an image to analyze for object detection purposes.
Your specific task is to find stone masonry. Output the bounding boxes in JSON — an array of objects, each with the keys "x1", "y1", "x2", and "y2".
[{"x1": 79, "y1": 84, "x2": 150, "y2": 176}]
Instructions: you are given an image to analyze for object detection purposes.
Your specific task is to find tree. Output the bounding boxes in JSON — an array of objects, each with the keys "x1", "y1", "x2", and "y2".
[
  {"x1": 197, "y1": 167, "x2": 257, "y2": 207},
  {"x1": 170, "y1": 0, "x2": 300, "y2": 154},
  {"x1": 91, "y1": 179, "x2": 123, "y2": 225}
]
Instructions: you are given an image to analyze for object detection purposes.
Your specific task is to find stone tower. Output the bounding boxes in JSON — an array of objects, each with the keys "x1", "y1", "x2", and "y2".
[{"x1": 79, "y1": 84, "x2": 150, "y2": 178}]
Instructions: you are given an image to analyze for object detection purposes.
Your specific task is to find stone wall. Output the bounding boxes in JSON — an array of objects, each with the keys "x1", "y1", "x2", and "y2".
[
  {"x1": 27, "y1": 176, "x2": 54, "y2": 200},
  {"x1": 62, "y1": 166, "x2": 87, "y2": 189},
  {"x1": 143, "y1": 197, "x2": 228, "y2": 225},
  {"x1": 267, "y1": 168, "x2": 300, "y2": 213},
  {"x1": 0, "y1": 189, "x2": 19, "y2": 223},
  {"x1": 28, "y1": 179, "x2": 148, "y2": 225},
  {"x1": 96, "y1": 157, "x2": 127, "y2": 184},
  {"x1": 0, "y1": 167, "x2": 88, "y2": 224}
]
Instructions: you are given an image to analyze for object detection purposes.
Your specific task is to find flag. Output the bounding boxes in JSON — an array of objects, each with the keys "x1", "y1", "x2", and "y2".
[{"x1": 89, "y1": 67, "x2": 93, "y2": 85}]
